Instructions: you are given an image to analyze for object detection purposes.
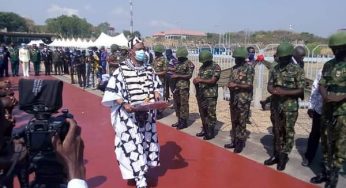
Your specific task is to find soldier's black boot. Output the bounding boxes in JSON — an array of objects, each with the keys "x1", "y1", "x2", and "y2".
[
  {"x1": 224, "y1": 141, "x2": 235, "y2": 149},
  {"x1": 177, "y1": 118, "x2": 187, "y2": 130},
  {"x1": 277, "y1": 153, "x2": 288, "y2": 171},
  {"x1": 196, "y1": 125, "x2": 206, "y2": 137},
  {"x1": 234, "y1": 140, "x2": 245, "y2": 153},
  {"x1": 325, "y1": 168, "x2": 339, "y2": 188},
  {"x1": 203, "y1": 126, "x2": 214, "y2": 140},
  {"x1": 310, "y1": 167, "x2": 328, "y2": 184},
  {"x1": 264, "y1": 156, "x2": 279, "y2": 166},
  {"x1": 171, "y1": 119, "x2": 179, "y2": 127}
]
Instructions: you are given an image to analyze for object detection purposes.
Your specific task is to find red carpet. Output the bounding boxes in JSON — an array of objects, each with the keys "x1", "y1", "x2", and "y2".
[{"x1": 4, "y1": 76, "x2": 316, "y2": 188}]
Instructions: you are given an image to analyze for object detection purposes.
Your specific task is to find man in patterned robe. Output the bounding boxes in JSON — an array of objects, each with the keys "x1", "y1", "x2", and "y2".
[{"x1": 102, "y1": 37, "x2": 162, "y2": 188}]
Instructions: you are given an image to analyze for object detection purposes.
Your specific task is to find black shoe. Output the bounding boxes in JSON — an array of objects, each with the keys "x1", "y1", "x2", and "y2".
[
  {"x1": 171, "y1": 121, "x2": 179, "y2": 127},
  {"x1": 277, "y1": 153, "x2": 288, "y2": 171},
  {"x1": 203, "y1": 126, "x2": 215, "y2": 140},
  {"x1": 224, "y1": 142, "x2": 235, "y2": 149},
  {"x1": 264, "y1": 156, "x2": 279, "y2": 166},
  {"x1": 301, "y1": 157, "x2": 311, "y2": 167},
  {"x1": 325, "y1": 168, "x2": 339, "y2": 188},
  {"x1": 196, "y1": 129, "x2": 205, "y2": 137},
  {"x1": 127, "y1": 179, "x2": 136, "y2": 186},
  {"x1": 310, "y1": 173, "x2": 328, "y2": 184},
  {"x1": 177, "y1": 119, "x2": 187, "y2": 130},
  {"x1": 234, "y1": 140, "x2": 245, "y2": 153},
  {"x1": 246, "y1": 119, "x2": 252, "y2": 124}
]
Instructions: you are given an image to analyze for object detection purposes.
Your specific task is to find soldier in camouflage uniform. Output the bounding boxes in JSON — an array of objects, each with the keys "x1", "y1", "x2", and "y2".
[
  {"x1": 108, "y1": 44, "x2": 121, "y2": 74},
  {"x1": 194, "y1": 50, "x2": 221, "y2": 140},
  {"x1": 263, "y1": 42, "x2": 305, "y2": 171},
  {"x1": 153, "y1": 44, "x2": 167, "y2": 95},
  {"x1": 171, "y1": 47, "x2": 194, "y2": 129},
  {"x1": 30, "y1": 44, "x2": 41, "y2": 76},
  {"x1": 310, "y1": 32, "x2": 346, "y2": 188},
  {"x1": 224, "y1": 47, "x2": 254, "y2": 153}
]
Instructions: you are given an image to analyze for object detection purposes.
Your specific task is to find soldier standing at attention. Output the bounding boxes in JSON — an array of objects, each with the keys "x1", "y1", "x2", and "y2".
[
  {"x1": 108, "y1": 44, "x2": 121, "y2": 74},
  {"x1": 152, "y1": 44, "x2": 167, "y2": 96},
  {"x1": 224, "y1": 47, "x2": 254, "y2": 153},
  {"x1": 171, "y1": 47, "x2": 194, "y2": 130},
  {"x1": 263, "y1": 42, "x2": 305, "y2": 171},
  {"x1": 30, "y1": 44, "x2": 41, "y2": 76},
  {"x1": 310, "y1": 32, "x2": 346, "y2": 188},
  {"x1": 8, "y1": 43, "x2": 19, "y2": 77},
  {"x1": 41, "y1": 46, "x2": 51, "y2": 75},
  {"x1": 194, "y1": 50, "x2": 221, "y2": 140}
]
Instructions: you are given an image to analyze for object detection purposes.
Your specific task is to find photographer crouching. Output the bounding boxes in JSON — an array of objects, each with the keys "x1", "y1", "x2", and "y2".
[{"x1": 0, "y1": 79, "x2": 88, "y2": 188}]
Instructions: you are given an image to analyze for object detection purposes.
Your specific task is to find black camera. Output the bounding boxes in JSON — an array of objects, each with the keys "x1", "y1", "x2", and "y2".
[{"x1": 17, "y1": 79, "x2": 73, "y2": 187}]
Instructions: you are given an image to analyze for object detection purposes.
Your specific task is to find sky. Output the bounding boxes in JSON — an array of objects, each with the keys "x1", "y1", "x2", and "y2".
[{"x1": 1, "y1": 0, "x2": 345, "y2": 37}]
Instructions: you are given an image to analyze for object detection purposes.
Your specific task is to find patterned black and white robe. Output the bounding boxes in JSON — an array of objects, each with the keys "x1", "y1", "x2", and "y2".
[{"x1": 102, "y1": 60, "x2": 162, "y2": 184}]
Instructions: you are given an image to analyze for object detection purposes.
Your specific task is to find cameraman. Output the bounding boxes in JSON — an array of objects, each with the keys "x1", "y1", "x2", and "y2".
[{"x1": 0, "y1": 102, "x2": 88, "y2": 188}]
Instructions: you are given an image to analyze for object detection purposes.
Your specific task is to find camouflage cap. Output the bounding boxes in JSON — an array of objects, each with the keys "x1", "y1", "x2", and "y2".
[
  {"x1": 276, "y1": 42, "x2": 294, "y2": 57},
  {"x1": 153, "y1": 44, "x2": 165, "y2": 53},
  {"x1": 199, "y1": 50, "x2": 213, "y2": 63},
  {"x1": 329, "y1": 32, "x2": 346, "y2": 47},
  {"x1": 110, "y1": 44, "x2": 119, "y2": 52},
  {"x1": 232, "y1": 47, "x2": 248, "y2": 58},
  {"x1": 176, "y1": 47, "x2": 188, "y2": 58}
]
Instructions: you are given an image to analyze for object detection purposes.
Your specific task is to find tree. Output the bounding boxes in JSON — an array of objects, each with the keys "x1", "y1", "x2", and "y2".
[
  {"x1": 45, "y1": 15, "x2": 93, "y2": 38},
  {"x1": 123, "y1": 30, "x2": 142, "y2": 38},
  {"x1": 95, "y1": 22, "x2": 110, "y2": 34},
  {"x1": 0, "y1": 12, "x2": 28, "y2": 32}
]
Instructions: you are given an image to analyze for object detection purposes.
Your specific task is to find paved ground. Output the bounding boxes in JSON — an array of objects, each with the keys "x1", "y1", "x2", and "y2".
[{"x1": 9, "y1": 73, "x2": 345, "y2": 188}]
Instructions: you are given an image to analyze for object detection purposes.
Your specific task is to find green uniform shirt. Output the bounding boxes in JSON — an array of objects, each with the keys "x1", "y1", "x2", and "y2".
[
  {"x1": 8, "y1": 47, "x2": 19, "y2": 62},
  {"x1": 198, "y1": 61, "x2": 221, "y2": 98},
  {"x1": 269, "y1": 62, "x2": 305, "y2": 112},
  {"x1": 319, "y1": 59, "x2": 346, "y2": 116},
  {"x1": 229, "y1": 63, "x2": 255, "y2": 103},
  {"x1": 175, "y1": 59, "x2": 194, "y2": 90},
  {"x1": 30, "y1": 49, "x2": 41, "y2": 62}
]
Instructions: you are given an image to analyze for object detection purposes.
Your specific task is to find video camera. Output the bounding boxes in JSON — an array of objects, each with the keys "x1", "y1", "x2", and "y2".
[{"x1": 17, "y1": 79, "x2": 73, "y2": 187}]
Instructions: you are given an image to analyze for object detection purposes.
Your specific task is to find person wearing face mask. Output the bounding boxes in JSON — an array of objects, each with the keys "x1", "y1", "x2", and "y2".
[
  {"x1": 170, "y1": 47, "x2": 195, "y2": 130},
  {"x1": 41, "y1": 46, "x2": 51, "y2": 75},
  {"x1": 224, "y1": 47, "x2": 254, "y2": 153},
  {"x1": 245, "y1": 46, "x2": 256, "y2": 125},
  {"x1": 101, "y1": 36, "x2": 162, "y2": 188},
  {"x1": 0, "y1": 46, "x2": 10, "y2": 78},
  {"x1": 263, "y1": 42, "x2": 305, "y2": 171},
  {"x1": 19, "y1": 44, "x2": 30, "y2": 77},
  {"x1": 194, "y1": 50, "x2": 220, "y2": 140},
  {"x1": 310, "y1": 32, "x2": 346, "y2": 188},
  {"x1": 8, "y1": 43, "x2": 19, "y2": 77}
]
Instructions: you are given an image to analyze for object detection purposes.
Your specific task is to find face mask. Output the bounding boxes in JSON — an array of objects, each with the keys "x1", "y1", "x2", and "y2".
[
  {"x1": 248, "y1": 53, "x2": 255, "y2": 61},
  {"x1": 135, "y1": 50, "x2": 146, "y2": 62}
]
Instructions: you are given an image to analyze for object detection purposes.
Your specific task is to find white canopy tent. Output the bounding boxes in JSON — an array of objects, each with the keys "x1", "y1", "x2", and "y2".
[
  {"x1": 27, "y1": 39, "x2": 46, "y2": 46},
  {"x1": 93, "y1": 32, "x2": 129, "y2": 48}
]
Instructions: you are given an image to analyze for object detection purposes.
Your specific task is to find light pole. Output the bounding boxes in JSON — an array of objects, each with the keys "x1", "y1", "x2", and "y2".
[{"x1": 129, "y1": 0, "x2": 134, "y2": 34}]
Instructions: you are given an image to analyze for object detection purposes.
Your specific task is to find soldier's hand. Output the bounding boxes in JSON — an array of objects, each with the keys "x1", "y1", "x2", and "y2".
[
  {"x1": 193, "y1": 77, "x2": 200, "y2": 85},
  {"x1": 228, "y1": 82, "x2": 237, "y2": 88},
  {"x1": 325, "y1": 94, "x2": 346, "y2": 103},
  {"x1": 171, "y1": 74, "x2": 178, "y2": 79},
  {"x1": 307, "y1": 109, "x2": 314, "y2": 118}
]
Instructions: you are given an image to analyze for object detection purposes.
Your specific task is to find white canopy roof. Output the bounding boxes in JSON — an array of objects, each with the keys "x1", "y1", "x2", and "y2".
[{"x1": 27, "y1": 39, "x2": 46, "y2": 46}]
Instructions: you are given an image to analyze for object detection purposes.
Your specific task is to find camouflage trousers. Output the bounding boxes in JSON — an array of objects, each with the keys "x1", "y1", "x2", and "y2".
[
  {"x1": 230, "y1": 100, "x2": 250, "y2": 141},
  {"x1": 271, "y1": 110, "x2": 298, "y2": 155},
  {"x1": 197, "y1": 97, "x2": 217, "y2": 129},
  {"x1": 173, "y1": 89, "x2": 189, "y2": 119},
  {"x1": 158, "y1": 76, "x2": 167, "y2": 100},
  {"x1": 321, "y1": 115, "x2": 346, "y2": 169}
]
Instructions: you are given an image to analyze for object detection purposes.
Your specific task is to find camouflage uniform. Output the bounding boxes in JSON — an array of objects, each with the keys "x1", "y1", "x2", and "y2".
[
  {"x1": 153, "y1": 56, "x2": 167, "y2": 93},
  {"x1": 319, "y1": 58, "x2": 346, "y2": 171},
  {"x1": 107, "y1": 53, "x2": 120, "y2": 74},
  {"x1": 196, "y1": 61, "x2": 221, "y2": 138},
  {"x1": 30, "y1": 48, "x2": 41, "y2": 76},
  {"x1": 229, "y1": 63, "x2": 255, "y2": 144},
  {"x1": 269, "y1": 62, "x2": 305, "y2": 156},
  {"x1": 173, "y1": 59, "x2": 194, "y2": 126}
]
